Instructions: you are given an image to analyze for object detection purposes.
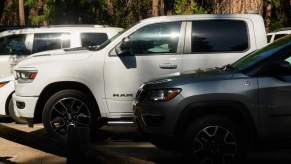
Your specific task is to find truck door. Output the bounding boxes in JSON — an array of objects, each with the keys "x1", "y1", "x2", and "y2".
[{"x1": 104, "y1": 21, "x2": 185, "y2": 116}]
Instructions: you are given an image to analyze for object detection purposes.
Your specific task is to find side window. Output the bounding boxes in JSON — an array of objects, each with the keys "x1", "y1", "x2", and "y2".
[
  {"x1": 128, "y1": 22, "x2": 181, "y2": 54},
  {"x1": 191, "y1": 20, "x2": 249, "y2": 53},
  {"x1": 0, "y1": 34, "x2": 31, "y2": 55},
  {"x1": 274, "y1": 34, "x2": 288, "y2": 41},
  {"x1": 32, "y1": 33, "x2": 70, "y2": 53},
  {"x1": 81, "y1": 33, "x2": 108, "y2": 47}
]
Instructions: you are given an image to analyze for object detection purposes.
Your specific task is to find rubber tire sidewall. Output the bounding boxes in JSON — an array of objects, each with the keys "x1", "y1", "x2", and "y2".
[
  {"x1": 8, "y1": 97, "x2": 27, "y2": 124},
  {"x1": 42, "y1": 89, "x2": 98, "y2": 142},
  {"x1": 183, "y1": 115, "x2": 247, "y2": 163}
]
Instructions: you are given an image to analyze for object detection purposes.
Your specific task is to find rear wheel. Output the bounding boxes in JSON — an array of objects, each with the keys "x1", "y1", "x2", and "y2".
[
  {"x1": 8, "y1": 97, "x2": 27, "y2": 124},
  {"x1": 183, "y1": 115, "x2": 247, "y2": 164},
  {"x1": 42, "y1": 89, "x2": 99, "y2": 142}
]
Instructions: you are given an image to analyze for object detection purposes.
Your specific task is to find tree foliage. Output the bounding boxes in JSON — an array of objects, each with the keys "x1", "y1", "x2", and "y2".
[{"x1": 0, "y1": 0, "x2": 290, "y2": 31}]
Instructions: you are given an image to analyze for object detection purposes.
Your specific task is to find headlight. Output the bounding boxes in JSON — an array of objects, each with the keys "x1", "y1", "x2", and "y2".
[
  {"x1": 143, "y1": 88, "x2": 182, "y2": 102},
  {"x1": 0, "y1": 81, "x2": 9, "y2": 88},
  {"x1": 15, "y1": 70, "x2": 38, "y2": 83}
]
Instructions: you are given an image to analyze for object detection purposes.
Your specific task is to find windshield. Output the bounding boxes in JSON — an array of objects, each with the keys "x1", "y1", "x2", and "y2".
[{"x1": 231, "y1": 35, "x2": 291, "y2": 71}]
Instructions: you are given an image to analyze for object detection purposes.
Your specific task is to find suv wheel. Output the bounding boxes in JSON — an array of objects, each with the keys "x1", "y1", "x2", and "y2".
[
  {"x1": 183, "y1": 115, "x2": 246, "y2": 164},
  {"x1": 42, "y1": 89, "x2": 99, "y2": 142}
]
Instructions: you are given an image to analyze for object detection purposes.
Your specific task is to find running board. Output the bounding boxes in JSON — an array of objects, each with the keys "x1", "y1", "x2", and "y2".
[{"x1": 107, "y1": 121, "x2": 134, "y2": 125}]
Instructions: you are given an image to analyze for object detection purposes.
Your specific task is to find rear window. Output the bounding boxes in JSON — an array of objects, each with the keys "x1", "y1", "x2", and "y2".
[
  {"x1": 274, "y1": 34, "x2": 288, "y2": 41},
  {"x1": 191, "y1": 20, "x2": 249, "y2": 53},
  {"x1": 81, "y1": 33, "x2": 108, "y2": 47},
  {"x1": 32, "y1": 33, "x2": 70, "y2": 53}
]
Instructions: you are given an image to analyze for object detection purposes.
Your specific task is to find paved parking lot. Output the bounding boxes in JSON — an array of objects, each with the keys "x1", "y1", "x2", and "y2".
[{"x1": 1, "y1": 118, "x2": 291, "y2": 164}]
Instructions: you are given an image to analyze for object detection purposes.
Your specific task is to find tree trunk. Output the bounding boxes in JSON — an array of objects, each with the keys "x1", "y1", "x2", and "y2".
[
  {"x1": 0, "y1": 0, "x2": 18, "y2": 25},
  {"x1": 18, "y1": 0, "x2": 25, "y2": 26},
  {"x1": 160, "y1": 0, "x2": 165, "y2": 15},
  {"x1": 107, "y1": 0, "x2": 114, "y2": 16},
  {"x1": 265, "y1": 2, "x2": 272, "y2": 32},
  {"x1": 213, "y1": 0, "x2": 263, "y2": 14},
  {"x1": 152, "y1": 0, "x2": 159, "y2": 16}
]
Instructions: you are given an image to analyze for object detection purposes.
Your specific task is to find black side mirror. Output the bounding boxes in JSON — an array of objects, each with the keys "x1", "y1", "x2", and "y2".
[{"x1": 115, "y1": 37, "x2": 131, "y2": 55}]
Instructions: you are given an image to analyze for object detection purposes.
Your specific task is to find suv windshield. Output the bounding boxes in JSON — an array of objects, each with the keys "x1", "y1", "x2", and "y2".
[{"x1": 232, "y1": 35, "x2": 291, "y2": 71}]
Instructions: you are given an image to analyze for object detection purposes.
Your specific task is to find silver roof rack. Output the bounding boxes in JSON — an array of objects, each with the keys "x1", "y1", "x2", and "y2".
[{"x1": 274, "y1": 27, "x2": 291, "y2": 32}]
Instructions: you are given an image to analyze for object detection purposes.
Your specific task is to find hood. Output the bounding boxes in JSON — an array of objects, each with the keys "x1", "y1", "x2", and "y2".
[
  {"x1": 145, "y1": 68, "x2": 246, "y2": 88},
  {"x1": 0, "y1": 75, "x2": 14, "y2": 82},
  {"x1": 16, "y1": 48, "x2": 93, "y2": 69},
  {"x1": 28, "y1": 47, "x2": 89, "y2": 58}
]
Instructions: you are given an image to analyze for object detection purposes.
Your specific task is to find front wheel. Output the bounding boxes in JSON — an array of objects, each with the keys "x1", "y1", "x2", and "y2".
[
  {"x1": 42, "y1": 89, "x2": 99, "y2": 142},
  {"x1": 183, "y1": 115, "x2": 247, "y2": 164}
]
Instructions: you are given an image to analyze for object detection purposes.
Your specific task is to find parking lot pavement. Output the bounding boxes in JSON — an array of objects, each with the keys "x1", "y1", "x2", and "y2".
[{"x1": 1, "y1": 120, "x2": 291, "y2": 164}]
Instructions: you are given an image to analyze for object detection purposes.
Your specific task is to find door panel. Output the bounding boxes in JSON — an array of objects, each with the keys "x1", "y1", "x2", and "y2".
[{"x1": 104, "y1": 21, "x2": 185, "y2": 114}]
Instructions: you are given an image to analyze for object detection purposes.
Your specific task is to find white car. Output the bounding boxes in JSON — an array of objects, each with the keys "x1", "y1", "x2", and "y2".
[
  {"x1": 0, "y1": 25, "x2": 123, "y2": 77},
  {"x1": 0, "y1": 26, "x2": 123, "y2": 123},
  {"x1": 267, "y1": 27, "x2": 291, "y2": 43},
  {"x1": 14, "y1": 14, "x2": 267, "y2": 140}
]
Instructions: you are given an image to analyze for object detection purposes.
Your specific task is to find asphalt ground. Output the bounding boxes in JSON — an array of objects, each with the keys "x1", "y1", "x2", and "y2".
[{"x1": 0, "y1": 117, "x2": 291, "y2": 163}]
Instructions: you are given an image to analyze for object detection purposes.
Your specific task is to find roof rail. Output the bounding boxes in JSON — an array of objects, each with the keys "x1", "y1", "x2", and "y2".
[
  {"x1": 43, "y1": 24, "x2": 110, "y2": 28},
  {"x1": 274, "y1": 27, "x2": 291, "y2": 32}
]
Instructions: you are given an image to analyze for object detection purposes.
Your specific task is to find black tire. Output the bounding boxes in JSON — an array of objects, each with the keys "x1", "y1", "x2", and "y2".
[
  {"x1": 8, "y1": 97, "x2": 27, "y2": 124},
  {"x1": 183, "y1": 115, "x2": 247, "y2": 164},
  {"x1": 42, "y1": 89, "x2": 99, "y2": 142}
]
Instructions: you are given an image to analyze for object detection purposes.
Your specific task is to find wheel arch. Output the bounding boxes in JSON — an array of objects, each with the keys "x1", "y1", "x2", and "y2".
[
  {"x1": 34, "y1": 81, "x2": 99, "y2": 122},
  {"x1": 175, "y1": 100, "x2": 258, "y2": 142}
]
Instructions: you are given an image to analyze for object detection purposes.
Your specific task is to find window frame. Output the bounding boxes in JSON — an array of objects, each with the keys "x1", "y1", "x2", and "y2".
[{"x1": 185, "y1": 19, "x2": 250, "y2": 54}]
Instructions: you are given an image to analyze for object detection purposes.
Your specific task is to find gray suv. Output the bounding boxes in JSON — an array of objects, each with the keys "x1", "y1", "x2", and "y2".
[{"x1": 135, "y1": 35, "x2": 291, "y2": 163}]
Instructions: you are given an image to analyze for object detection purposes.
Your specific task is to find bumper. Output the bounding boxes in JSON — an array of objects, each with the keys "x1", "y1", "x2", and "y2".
[
  {"x1": 134, "y1": 95, "x2": 183, "y2": 136},
  {"x1": 13, "y1": 94, "x2": 38, "y2": 118}
]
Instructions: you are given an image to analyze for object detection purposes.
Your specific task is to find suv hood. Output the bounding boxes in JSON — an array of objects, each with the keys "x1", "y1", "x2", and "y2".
[
  {"x1": 145, "y1": 68, "x2": 246, "y2": 87},
  {"x1": 16, "y1": 48, "x2": 93, "y2": 68}
]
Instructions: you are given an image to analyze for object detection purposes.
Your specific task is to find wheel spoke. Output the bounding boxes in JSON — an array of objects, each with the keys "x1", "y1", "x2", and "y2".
[
  {"x1": 53, "y1": 107, "x2": 66, "y2": 116},
  {"x1": 59, "y1": 101, "x2": 69, "y2": 111}
]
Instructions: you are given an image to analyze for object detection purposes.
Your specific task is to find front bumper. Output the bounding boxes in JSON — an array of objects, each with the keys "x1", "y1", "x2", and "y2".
[
  {"x1": 13, "y1": 94, "x2": 38, "y2": 119},
  {"x1": 134, "y1": 95, "x2": 183, "y2": 136}
]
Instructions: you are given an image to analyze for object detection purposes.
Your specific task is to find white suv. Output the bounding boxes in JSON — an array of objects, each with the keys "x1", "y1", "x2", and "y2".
[
  {"x1": 14, "y1": 14, "x2": 267, "y2": 140},
  {"x1": 0, "y1": 25, "x2": 122, "y2": 123},
  {"x1": 0, "y1": 25, "x2": 123, "y2": 77}
]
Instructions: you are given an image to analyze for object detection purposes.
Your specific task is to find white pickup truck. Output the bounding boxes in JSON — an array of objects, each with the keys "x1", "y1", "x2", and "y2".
[{"x1": 13, "y1": 14, "x2": 267, "y2": 140}]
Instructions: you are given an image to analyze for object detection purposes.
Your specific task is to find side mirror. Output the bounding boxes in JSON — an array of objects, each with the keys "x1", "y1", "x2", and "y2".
[{"x1": 115, "y1": 37, "x2": 131, "y2": 55}]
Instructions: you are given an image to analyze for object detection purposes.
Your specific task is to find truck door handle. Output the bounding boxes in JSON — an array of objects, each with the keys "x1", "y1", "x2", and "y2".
[{"x1": 159, "y1": 63, "x2": 177, "y2": 69}]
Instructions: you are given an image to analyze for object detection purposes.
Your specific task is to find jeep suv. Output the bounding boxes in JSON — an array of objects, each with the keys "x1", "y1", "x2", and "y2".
[
  {"x1": 13, "y1": 14, "x2": 267, "y2": 140},
  {"x1": 135, "y1": 35, "x2": 291, "y2": 163}
]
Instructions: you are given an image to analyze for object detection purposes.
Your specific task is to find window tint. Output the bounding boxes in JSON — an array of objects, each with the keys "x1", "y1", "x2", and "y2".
[
  {"x1": 0, "y1": 34, "x2": 31, "y2": 55},
  {"x1": 81, "y1": 33, "x2": 108, "y2": 47},
  {"x1": 33, "y1": 33, "x2": 70, "y2": 53},
  {"x1": 274, "y1": 34, "x2": 288, "y2": 41},
  {"x1": 267, "y1": 35, "x2": 272, "y2": 43},
  {"x1": 128, "y1": 22, "x2": 181, "y2": 54},
  {"x1": 191, "y1": 20, "x2": 248, "y2": 53}
]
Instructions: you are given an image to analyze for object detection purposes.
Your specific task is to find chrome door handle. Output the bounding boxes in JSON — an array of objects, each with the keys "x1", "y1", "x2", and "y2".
[{"x1": 159, "y1": 63, "x2": 177, "y2": 69}]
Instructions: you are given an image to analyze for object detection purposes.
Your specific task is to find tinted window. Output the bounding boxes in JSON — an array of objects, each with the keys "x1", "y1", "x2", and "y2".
[
  {"x1": 128, "y1": 22, "x2": 181, "y2": 54},
  {"x1": 81, "y1": 33, "x2": 108, "y2": 47},
  {"x1": 191, "y1": 20, "x2": 248, "y2": 53},
  {"x1": 274, "y1": 34, "x2": 288, "y2": 41},
  {"x1": 0, "y1": 34, "x2": 31, "y2": 55},
  {"x1": 33, "y1": 33, "x2": 70, "y2": 53}
]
